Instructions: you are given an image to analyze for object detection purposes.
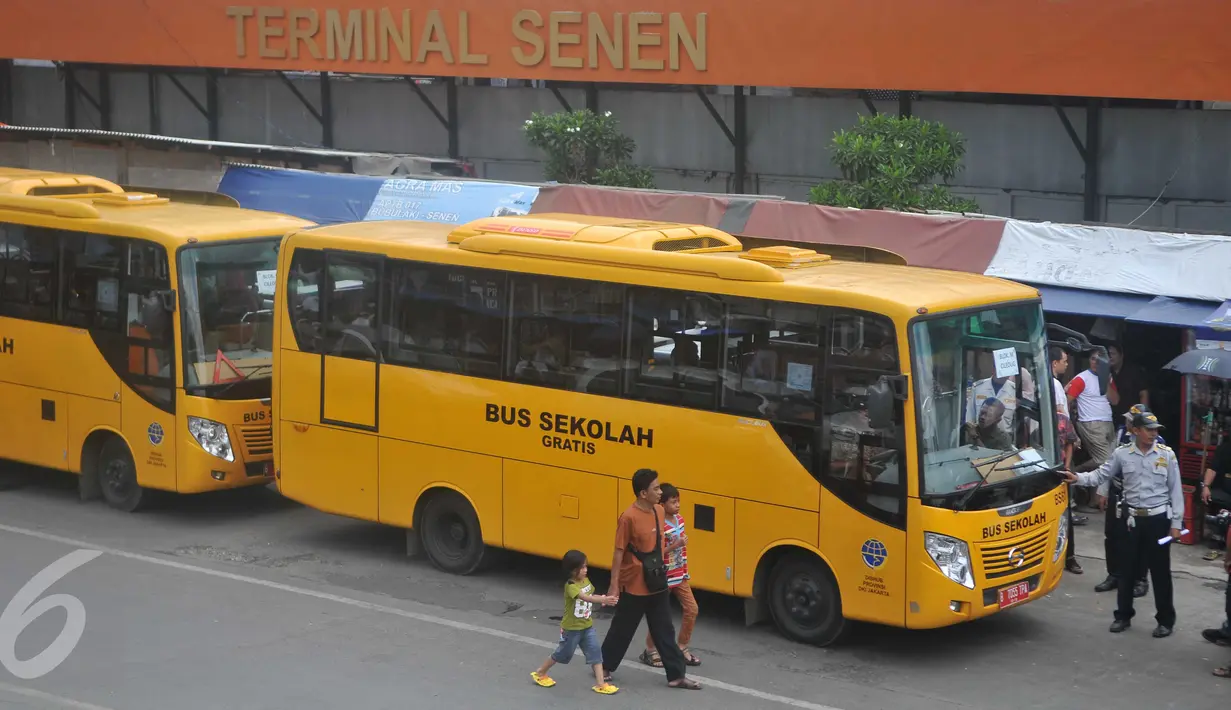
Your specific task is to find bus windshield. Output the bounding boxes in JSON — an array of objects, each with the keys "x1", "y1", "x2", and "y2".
[
  {"x1": 910, "y1": 302, "x2": 1058, "y2": 506},
  {"x1": 179, "y1": 238, "x2": 280, "y2": 396}
]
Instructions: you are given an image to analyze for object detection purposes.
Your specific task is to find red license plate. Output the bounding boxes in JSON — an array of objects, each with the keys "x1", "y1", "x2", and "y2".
[{"x1": 998, "y1": 581, "x2": 1030, "y2": 609}]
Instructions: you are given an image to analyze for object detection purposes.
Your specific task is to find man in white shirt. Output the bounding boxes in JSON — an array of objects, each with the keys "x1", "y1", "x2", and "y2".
[{"x1": 1066, "y1": 347, "x2": 1116, "y2": 472}]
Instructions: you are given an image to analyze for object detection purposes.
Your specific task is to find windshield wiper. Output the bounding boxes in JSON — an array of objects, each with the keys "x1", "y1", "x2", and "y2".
[
  {"x1": 955, "y1": 448, "x2": 1021, "y2": 511},
  {"x1": 201, "y1": 363, "x2": 272, "y2": 397},
  {"x1": 956, "y1": 449, "x2": 1064, "y2": 511}
]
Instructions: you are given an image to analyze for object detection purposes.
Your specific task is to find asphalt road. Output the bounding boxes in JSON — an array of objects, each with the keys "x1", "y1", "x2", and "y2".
[{"x1": 0, "y1": 470, "x2": 1228, "y2": 710}]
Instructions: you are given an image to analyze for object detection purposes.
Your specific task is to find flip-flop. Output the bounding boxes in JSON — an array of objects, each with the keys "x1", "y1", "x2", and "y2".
[
  {"x1": 668, "y1": 678, "x2": 702, "y2": 690},
  {"x1": 1214, "y1": 667, "x2": 1231, "y2": 678},
  {"x1": 592, "y1": 683, "x2": 619, "y2": 695},
  {"x1": 531, "y1": 672, "x2": 556, "y2": 688},
  {"x1": 1203, "y1": 550, "x2": 1222, "y2": 561}
]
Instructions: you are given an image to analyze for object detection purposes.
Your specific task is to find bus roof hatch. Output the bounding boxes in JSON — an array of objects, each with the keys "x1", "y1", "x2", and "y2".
[{"x1": 446, "y1": 213, "x2": 743, "y2": 254}]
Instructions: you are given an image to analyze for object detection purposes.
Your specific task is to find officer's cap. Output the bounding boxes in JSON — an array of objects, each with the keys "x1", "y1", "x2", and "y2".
[
  {"x1": 1130, "y1": 411, "x2": 1164, "y2": 430},
  {"x1": 1123, "y1": 403, "x2": 1151, "y2": 421}
]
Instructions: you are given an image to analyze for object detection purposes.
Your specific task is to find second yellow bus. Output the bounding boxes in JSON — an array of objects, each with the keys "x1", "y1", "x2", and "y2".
[{"x1": 271, "y1": 214, "x2": 1070, "y2": 645}]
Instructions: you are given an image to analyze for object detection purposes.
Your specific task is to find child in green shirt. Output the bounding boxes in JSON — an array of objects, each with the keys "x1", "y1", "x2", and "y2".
[{"x1": 532, "y1": 549, "x2": 620, "y2": 695}]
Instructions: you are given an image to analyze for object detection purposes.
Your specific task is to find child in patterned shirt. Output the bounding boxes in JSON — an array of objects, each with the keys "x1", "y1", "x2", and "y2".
[{"x1": 639, "y1": 483, "x2": 701, "y2": 668}]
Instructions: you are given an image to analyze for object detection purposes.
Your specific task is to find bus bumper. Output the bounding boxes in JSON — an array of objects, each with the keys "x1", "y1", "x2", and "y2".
[
  {"x1": 177, "y1": 442, "x2": 275, "y2": 493},
  {"x1": 907, "y1": 537, "x2": 1065, "y2": 629}
]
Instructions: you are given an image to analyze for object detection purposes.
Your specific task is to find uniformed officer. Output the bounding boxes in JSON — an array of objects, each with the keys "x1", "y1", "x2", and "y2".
[
  {"x1": 1093, "y1": 403, "x2": 1158, "y2": 598},
  {"x1": 1064, "y1": 411, "x2": 1184, "y2": 637}
]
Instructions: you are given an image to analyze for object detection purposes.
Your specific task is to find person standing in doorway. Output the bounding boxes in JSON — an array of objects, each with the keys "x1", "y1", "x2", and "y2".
[
  {"x1": 1067, "y1": 348, "x2": 1117, "y2": 476},
  {"x1": 1064, "y1": 411, "x2": 1184, "y2": 638},
  {"x1": 1107, "y1": 343, "x2": 1150, "y2": 423},
  {"x1": 1050, "y1": 346, "x2": 1083, "y2": 574},
  {"x1": 600, "y1": 469, "x2": 701, "y2": 690}
]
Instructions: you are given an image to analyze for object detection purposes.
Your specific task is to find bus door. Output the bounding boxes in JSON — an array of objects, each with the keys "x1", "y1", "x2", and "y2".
[
  {"x1": 320, "y1": 250, "x2": 382, "y2": 431},
  {"x1": 304, "y1": 250, "x2": 382, "y2": 518}
]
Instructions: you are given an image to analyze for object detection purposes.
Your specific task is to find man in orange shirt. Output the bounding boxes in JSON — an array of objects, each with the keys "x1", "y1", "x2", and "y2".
[{"x1": 600, "y1": 468, "x2": 701, "y2": 690}]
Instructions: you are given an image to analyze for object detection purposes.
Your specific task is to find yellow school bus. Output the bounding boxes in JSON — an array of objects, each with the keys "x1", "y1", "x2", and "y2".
[
  {"x1": 0, "y1": 176, "x2": 314, "y2": 511},
  {"x1": 272, "y1": 214, "x2": 1070, "y2": 645}
]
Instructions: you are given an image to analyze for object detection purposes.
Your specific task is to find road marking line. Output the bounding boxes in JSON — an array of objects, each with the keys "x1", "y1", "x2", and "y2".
[
  {"x1": 0, "y1": 680, "x2": 118, "y2": 710},
  {"x1": 0, "y1": 523, "x2": 840, "y2": 710}
]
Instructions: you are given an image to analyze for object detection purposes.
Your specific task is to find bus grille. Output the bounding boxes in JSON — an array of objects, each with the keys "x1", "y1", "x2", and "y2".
[
  {"x1": 239, "y1": 425, "x2": 273, "y2": 458},
  {"x1": 979, "y1": 529, "x2": 1049, "y2": 580}
]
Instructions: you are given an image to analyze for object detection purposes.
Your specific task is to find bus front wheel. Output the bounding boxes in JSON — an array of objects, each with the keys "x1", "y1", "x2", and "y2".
[
  {"x1": 98, "y1": 438, "x2": 147, "y2": 513},
  {"x1": 768, "y1": 554, "x2": 847, "y2": 646},
  {"x1": 419, "y1": 491, "x2": 488, "y2": 575}
]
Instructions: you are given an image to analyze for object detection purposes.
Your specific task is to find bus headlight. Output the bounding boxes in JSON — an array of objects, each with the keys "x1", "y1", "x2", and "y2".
[
  {"x1": 924, "y1": 532, "x2": 975, "y2": 589},
  {"x1": 1052, "y1": 515, "x2": 1069, "y2": 563},
  {"x1": 187, "y1": 416, "x2": 234, "y2": 462}
]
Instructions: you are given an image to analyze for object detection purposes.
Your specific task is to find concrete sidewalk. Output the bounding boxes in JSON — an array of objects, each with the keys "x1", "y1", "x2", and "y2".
[{"x1": 1070, "y1": 507, "x2": 1227, "y2": 583}]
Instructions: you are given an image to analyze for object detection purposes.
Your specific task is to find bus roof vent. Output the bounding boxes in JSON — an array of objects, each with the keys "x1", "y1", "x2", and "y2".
[
  {"x1": 738, "y1": 246, "x2": 833, "y2": 269},
  {"x1": 0, "y1": 168, "x2": 124, "y2": 197},
  {"x1": 88, "y1": 192, "x2": 171, "y2": 207},
  {"x1": 447, "y1": 214, "x2": 742, "y2": 253},
  {"x1": 0, "y1": 194, "x2": 101, "y2": 219}
]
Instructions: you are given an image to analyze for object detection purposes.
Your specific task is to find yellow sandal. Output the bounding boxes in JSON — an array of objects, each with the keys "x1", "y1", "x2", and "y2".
[
  {"x1": 593, "y1": 683, "x2": 619, "y2": 695},
  {"x1": 531, "y1": 672, "x2": 556, "y2": 688}
]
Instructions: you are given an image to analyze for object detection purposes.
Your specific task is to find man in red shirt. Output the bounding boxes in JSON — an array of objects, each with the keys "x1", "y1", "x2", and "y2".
[{"x1": 600, "y1": 468, "x2": 701, "y2": 690}]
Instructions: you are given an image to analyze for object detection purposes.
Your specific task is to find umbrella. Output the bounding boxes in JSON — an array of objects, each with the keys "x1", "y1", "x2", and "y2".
[{"x1": 1162, "y1": 349, "x2": 1231, "y2": 379}]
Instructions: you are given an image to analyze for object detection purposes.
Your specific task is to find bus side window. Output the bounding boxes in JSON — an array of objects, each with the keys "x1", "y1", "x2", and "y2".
[
  {"x1": 0, "y1": 223, "x2": 56, "y2": 322},
  {"x1": 123, "y1": 240, "x2": 174, "y2": 409},
  {"x1": 287, "y1": 248, "x2": 324, "y2": 353},
  {"x1": 507, "y1": 275, "x2": 624, "y2": 394},
  {"x1": 625, "y1": 287, "x2": 722, "y2": 410},
  {"x1": 820, "y1": 311, "x2": 905, "y2": 528},
  {"x1": 61, "y1": 232, "x2": 124, "y2": 332},
  {"x1": 720, "y1": 297, "x2": 823, "y2": 424},
  {"x1": 321, "y1": 254, "x2": 381, "y2": 361},
  {"x1": 384, "y1": 260, "x2": 505, "y2": 379}
]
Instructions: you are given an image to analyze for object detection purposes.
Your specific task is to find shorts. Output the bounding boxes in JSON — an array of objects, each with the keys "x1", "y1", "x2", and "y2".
[{"x1": 550, "y1": 625, "x2": 602, "y2": 666}]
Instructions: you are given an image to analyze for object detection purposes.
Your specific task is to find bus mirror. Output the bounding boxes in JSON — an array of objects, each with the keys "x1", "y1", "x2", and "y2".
[
  {"x1": 867, "y1": 375, "x2": 908, "y2": 430},
  {"x1": 158, "y1": 289, "x2": 176, "y2": 312}
]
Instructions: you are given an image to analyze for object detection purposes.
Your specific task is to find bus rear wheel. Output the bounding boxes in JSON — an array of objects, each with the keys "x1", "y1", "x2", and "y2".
[
  {"x1": 98, "y1": 438, "x2": 147, "y2": 513},
  {"x1": 768, "y1": 554, "x2": 847, "y2": 646},
  {"x1": 419, "y1": 491, "x2": 488, "y2": 575}
]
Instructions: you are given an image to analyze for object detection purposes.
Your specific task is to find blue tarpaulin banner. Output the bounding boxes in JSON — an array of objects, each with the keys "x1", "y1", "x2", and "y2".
[{"x1": 217, "y1": 166, "x2": 539, "y2": 226}]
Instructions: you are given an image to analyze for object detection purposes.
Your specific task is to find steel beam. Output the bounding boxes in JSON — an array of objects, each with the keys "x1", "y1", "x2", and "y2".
[
  {"x1": 858, "y1": 90, "x2": 879, "y2": 116},
  {"x1": 0, "y1": 59, "x2": 13, "y2": 124},
  {"x1": 694, "y1": 86, "x2": 736, "y2": 146},
  {"x1": 1050, "y1": 96, "x2": 1101, "y2": 220},
  {"x1": 63, "y1": 64, "x2": 77, "y2": 128},
  {"x1": 205, "y1": 70, "x2": 220, "y2": 141},
  {"x1": 166, "y1": 73, "x2": 209, "y2": 120},
  {"x1": 1084, "y1": 98, "x2": 1102, "y2": 221},
  {"x1": 898, "y1": 91, "x2": 912, "y2": 118},
  {"x1": 549, "y1": 86, "x2": 573, "y2": 113},
  {"x1": 1049, "y1": 97, "x2": 1088, "y2": 163},
  {"x1": 98, "y1": 68, "x2": 111, "y2": 131},
  {"x1": 446, "y1": 79, "x2": 459, "y2": 159},
  {"x1": 319, "y1": 71, "x2": 334, "y2": 148},
  {"x1": 733, "y1": 86, "x2": 747, "y2": 194},
  {"x1": 147, "y1": 72, "x2": 160, "y2": 134},
  {"x1": 405, "y1": 77, "x2": 459, "y2": 158},
  {"x1": 405, "y1": 77, "x2": 449, "y2": 129}
]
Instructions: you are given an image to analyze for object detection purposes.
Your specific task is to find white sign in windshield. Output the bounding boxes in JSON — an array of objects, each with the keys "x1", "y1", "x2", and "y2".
[
  {"x1": 992, "y1": 346, "x2": 1018, "y2": 379},
  {"x1": 256, "y1": 270, "x2": 277, "y2": 295}
]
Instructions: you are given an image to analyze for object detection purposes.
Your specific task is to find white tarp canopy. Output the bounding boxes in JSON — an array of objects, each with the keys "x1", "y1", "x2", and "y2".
[{"x1": 984, "y1": 220, "x2": 1231, "y2": 304}]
